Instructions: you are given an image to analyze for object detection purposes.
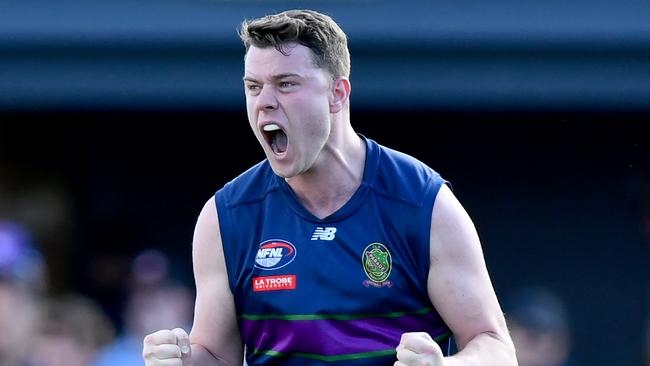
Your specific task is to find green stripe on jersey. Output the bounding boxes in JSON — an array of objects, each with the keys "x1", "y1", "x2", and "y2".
[
  {"x1": 241, "y1": 307, "x2": 433, "y2": 321},
  {"x1": 251, "y1": 333, "x2": 452, "y2": 362},
  {"x1": 252, "y1": 347, "x2": 397, "y2": 361}
]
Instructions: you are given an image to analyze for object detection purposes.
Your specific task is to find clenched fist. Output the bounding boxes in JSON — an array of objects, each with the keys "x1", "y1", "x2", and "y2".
[
  {"x1": 143, "y1": 328, "x2": 192, "y2": 366},
  {"x1": 395, "y1": 332, "x2": 445, "y2": 366}
]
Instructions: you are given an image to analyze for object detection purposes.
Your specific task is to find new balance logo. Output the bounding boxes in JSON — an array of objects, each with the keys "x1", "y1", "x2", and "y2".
[{"x1": 311, "y1": 227, "x2": 337, "y2": 241}]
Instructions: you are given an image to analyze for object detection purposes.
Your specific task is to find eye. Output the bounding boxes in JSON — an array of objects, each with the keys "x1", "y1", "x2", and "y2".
[
  {"x1": 278, "y1": 81, "x2": 297, "y2": 89},
  {"x1": 246, "y1": 84, "x2": 261, "y2": 94}
]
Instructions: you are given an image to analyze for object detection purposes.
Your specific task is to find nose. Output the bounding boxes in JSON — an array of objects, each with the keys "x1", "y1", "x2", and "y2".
[{"x1": 256, "y1": 85, "x2": 278, "y2": 111}]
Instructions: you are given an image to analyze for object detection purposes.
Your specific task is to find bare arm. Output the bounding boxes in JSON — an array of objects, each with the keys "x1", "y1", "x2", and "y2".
[
  {"x1": 142, "y1": 197, "x2": 242, "y2": 366},
  {"x1": 189, "y1": 197, "x2": 244, "y2": 366},
  {"x1": 426, "y1": 184, "x2": 516, "y2": 366}
]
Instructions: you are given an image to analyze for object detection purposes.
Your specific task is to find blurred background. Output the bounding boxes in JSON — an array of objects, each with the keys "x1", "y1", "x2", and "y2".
[{"x1": 0, "y1": 0, "x2": 649, "y2": 365}]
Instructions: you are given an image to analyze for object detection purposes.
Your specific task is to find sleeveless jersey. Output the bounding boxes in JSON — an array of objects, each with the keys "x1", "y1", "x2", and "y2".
[{"x1": 216, "y1": 137, "x2": 452, "y2": 365}]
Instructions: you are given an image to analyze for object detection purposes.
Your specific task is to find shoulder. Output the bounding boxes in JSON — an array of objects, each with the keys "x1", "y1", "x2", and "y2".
[
  {"x1": 217, "y1": 160, "x2": 280, "y2": 209},
  {"x1": 428, "y1": 184, "x2": 483, "y2": 275},
  {"x1": 371, "y1": 141, "x2": 447, "y2": 207}
]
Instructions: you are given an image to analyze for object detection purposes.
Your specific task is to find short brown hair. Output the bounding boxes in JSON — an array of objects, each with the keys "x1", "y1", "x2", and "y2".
[{"x1": 239, "y1": 9, "x2": 350, "y2": 78}]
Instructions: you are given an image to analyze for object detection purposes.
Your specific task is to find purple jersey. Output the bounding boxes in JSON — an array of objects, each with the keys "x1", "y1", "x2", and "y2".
[{"x1": 216, "y1": 137, "x2": 452, "y2": 365}]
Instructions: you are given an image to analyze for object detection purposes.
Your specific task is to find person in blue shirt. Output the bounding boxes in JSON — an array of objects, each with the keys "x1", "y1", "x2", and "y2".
[{"x1": 143, "y1": 9, "x2": 516, "y2": 366}]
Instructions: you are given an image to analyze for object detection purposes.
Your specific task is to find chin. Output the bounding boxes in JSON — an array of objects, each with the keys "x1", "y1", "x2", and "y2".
[{"x1": 267, "y1": 160, "x2": 295, "y2": 179}]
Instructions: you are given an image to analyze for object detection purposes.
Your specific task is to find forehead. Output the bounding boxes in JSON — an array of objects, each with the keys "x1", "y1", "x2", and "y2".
[{"x1": 244, "y1": 43, "x2": 323, "y2": 78}]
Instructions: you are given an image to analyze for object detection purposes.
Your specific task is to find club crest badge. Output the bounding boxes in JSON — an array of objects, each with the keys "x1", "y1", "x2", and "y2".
[{"x1": 362, "y1": 242, "x2": 393, "y2": 288}]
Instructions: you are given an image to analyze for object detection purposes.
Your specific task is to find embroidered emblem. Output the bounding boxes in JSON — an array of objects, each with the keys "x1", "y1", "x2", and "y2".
[
  {"x1": 362, "y1": 242, "x2": 393, "y2": 287},
  {"x1": 254, "y1": 239, "x2": 297, "y2": 270}
]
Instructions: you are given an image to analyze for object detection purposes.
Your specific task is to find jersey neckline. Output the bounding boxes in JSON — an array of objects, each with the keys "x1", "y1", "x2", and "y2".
[{"x1": 276, "y1": 135, "x2": 380, "y2": 223}]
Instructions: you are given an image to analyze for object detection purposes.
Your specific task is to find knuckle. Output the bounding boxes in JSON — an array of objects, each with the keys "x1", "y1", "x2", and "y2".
[
  {"x1": 142, "y1": 347, "x2": 153, "y2": 359},
  {"x1": 172, "y1": 327, "x2": 189, "y2": 340}
]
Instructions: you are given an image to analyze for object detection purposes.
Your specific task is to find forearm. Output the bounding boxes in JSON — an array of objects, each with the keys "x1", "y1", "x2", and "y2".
[
  {"x1": 190, "y1": 343, "x2": 235, "y2": 366},
  {"x1": 444, "y1": 332, "x2": 517, "y2": 366}
]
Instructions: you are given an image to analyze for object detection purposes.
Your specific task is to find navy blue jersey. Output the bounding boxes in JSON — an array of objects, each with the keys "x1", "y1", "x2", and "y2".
[{"x1": 216, "y1": 137, "x2": 451, "y2": 365}]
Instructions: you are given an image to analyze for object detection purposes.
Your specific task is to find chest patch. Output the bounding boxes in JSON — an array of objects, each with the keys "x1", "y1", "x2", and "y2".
[
  {"x1": 254, "y1": 239, "x2": 297, "y2": 270},
  {"x1": 362, "y1": 242, "x2": 393, "y2": 287}
]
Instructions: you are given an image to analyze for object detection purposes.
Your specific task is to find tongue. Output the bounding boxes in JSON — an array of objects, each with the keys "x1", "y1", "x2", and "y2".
[{"x1": 273, "y1": 130, "x2": 288, "y2": 153}]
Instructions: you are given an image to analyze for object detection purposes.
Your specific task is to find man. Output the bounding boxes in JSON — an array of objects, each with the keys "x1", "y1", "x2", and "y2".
[{"x1": 143, "y1": 9, "x2": 516, "y2": 366}]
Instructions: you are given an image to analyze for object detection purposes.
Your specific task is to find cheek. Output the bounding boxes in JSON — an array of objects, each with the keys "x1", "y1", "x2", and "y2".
[
  {"x1": 287, "y1": 96, "x2": 330, "y2": 132},
  {"x1": 246, "y1": 98, "x2": 256, "y2": 120},
  {"x1": 307, "y1": 102, "x2": 332, "y2": 134},
  {"x1": 245, "y1": 100, "x2": 260, "y2": 136}
]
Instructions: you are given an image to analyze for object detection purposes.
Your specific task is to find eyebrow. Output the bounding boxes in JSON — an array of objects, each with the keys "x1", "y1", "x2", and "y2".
[{"x1": 243, "y1": 73, "x2": 303, "y2": 83}]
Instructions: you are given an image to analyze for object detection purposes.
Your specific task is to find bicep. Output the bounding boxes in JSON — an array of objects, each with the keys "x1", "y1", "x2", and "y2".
[
  {"x1": 189, "y1": 197, "x2": 243, "y2": 364},
  {"x1": 427, "y1": 185, "x2": 509, "y2": 350}
]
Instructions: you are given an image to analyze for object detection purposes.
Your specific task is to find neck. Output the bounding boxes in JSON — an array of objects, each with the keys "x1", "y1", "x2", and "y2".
[{"x1": 285, "y1": 118, "x2": 365, "y2": 219}]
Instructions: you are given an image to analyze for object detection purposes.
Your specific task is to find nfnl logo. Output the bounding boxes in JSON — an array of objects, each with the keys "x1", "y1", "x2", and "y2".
[
  {"x1": 311, "y1": 227, "x2": 337, "y2": 241},
  {"x1": 254, "y1": 239, "x2": 297, "y2": 270}
]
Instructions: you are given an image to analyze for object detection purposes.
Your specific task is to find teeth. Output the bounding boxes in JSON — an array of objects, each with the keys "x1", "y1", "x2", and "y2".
[{"x1": 263, "y1": 124, "x2": 281, "y2": 132}]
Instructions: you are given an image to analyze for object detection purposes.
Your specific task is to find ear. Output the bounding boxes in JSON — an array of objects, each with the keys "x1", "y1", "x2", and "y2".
[{"x1": 329, "y1": 77, "x2": 351, "y2": 113}]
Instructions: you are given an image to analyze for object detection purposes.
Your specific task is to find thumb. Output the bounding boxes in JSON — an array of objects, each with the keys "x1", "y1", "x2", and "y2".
[{"x1": 172, "y1": 328, "x2": 191, "y2": 361}]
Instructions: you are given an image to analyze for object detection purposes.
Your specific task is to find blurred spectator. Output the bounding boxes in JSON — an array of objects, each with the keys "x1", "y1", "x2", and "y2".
[
  {"x1": 93, "y1": 249, "x2": 194, "y2": 366},
  {"x1": 0, "y1": 221, "x2": 47, "y2": 292},
  {"x1": 0, "y1": 221, "x2": 45, "y2": 366},
  {"x1": 506, "y1": 287, "x2": 573, "y2": 366},
  {"x1": 0, "y1": 169, "x2": 74, "y2": 294},
  {"x1": 0, "y1": 281, "x2": 39, "y2": 366},
  {"x1": 29, "y1": 294, "x2": 115, "y2": 366}
]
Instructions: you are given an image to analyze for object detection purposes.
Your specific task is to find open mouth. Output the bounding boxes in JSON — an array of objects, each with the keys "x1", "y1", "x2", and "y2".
[{"x1": 263, "y1": 123, "x2": 288, "y2": 155}]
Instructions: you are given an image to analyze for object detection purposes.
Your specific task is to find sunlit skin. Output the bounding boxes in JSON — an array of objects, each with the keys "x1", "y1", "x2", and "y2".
[
  {"x1": 244, "y1": 43, "x2": 331, "y2": 178},
  {"x1": 243, "y1": 43, "x2": 363, "y2": 219}
]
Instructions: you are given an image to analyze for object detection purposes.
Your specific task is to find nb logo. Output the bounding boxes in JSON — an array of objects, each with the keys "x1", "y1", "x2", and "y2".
[{"x1": 311, "y1": 227, "x2": 337, "y2": 241}]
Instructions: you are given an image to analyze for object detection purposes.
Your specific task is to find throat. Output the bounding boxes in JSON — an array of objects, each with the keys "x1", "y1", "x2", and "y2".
[
  {"x1": 285, "y1": 134, "x2": 367, "y2": 219},
  {"x1": 286, "y1": 174, "x2": 361, "y2": 220}
]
